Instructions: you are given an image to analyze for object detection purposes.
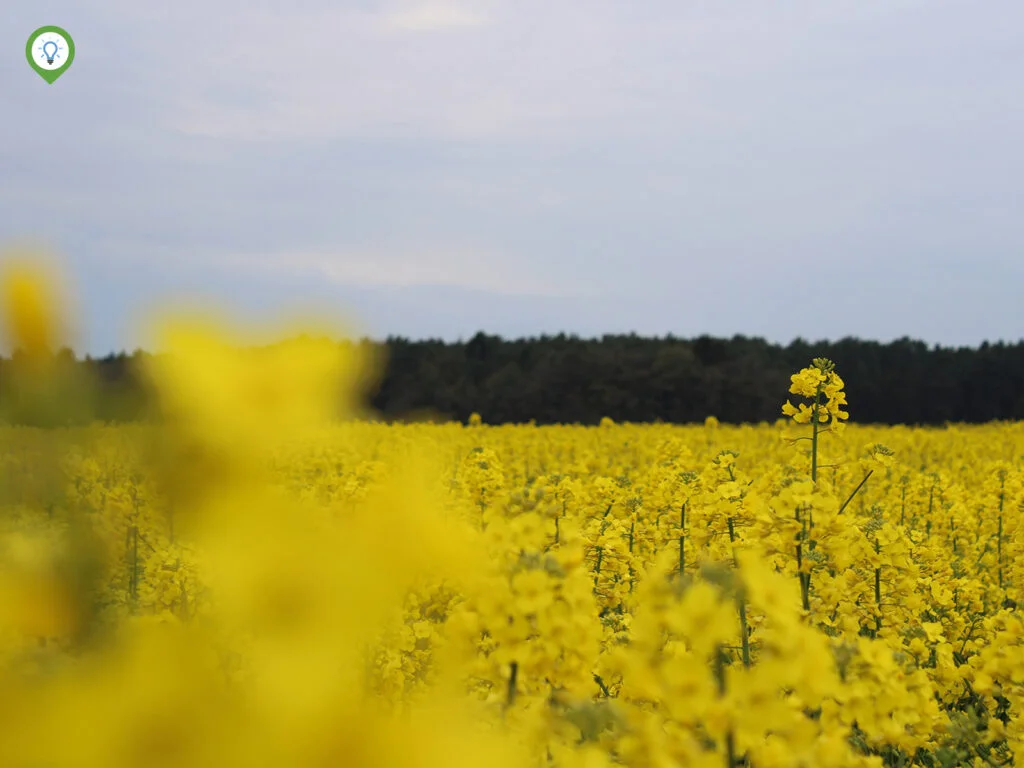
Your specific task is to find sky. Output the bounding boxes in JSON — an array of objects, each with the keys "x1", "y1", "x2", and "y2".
[{"x1": 2, "y1": 1, "x2": 1023, "y2": 355}]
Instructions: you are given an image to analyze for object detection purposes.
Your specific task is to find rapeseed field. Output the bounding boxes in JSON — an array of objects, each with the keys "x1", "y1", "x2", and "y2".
[{"x1": 2, "y1": 265, "x2": 1023, "y2": 767}]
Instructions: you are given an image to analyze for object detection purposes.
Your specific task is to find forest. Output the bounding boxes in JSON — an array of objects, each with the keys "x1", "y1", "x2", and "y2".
[{"x1": 2, "y1": 332, "x2": 1023, "y2": 426}]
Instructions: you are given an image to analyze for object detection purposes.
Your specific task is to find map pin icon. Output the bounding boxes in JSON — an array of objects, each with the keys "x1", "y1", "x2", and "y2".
[{"x1": 26, "y1": 26, "x2": 75, "y2": 84}]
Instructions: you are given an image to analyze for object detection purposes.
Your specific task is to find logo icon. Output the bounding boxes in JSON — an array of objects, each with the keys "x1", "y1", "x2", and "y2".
[{"x1": 26, "y1": 26, "x2": 75, "y2": 84}]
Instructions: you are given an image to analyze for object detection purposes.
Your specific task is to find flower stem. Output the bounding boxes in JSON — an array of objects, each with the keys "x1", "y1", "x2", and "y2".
[
  {"x1": 874, "y1": 538, "x2": 882, "y2": 636},
  {"x1": 714, "y1": 645, "x2": 737, "y2": 767},
  {"x1": 506, "y1": 661, "x2": 519, "y2": 709},
  {"x1": 811, "y1": 382, "x2": 822, "y2": 484},
  {"x1": 678, "y1": 502, "x2": 687, "y2": 577},
  {"x1": 838, "y1": 470, "x2": 873, "y2": 515},
  {"x1": 727, "y1": 517, "x2": 751, "y2": 668}
]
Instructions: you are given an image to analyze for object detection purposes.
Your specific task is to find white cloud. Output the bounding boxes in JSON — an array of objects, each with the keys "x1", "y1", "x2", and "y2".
[
  {"x1": 148, "y1": 1, "x2": 729, "y2": 142},
  {"x1": 212, "y1": 243, "x2": 583, "y2": 298},
  {"x1": 380, "y1": 3, "x2": 487, "y2": 31}
]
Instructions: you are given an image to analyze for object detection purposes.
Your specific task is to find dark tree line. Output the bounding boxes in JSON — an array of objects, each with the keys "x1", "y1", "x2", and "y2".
[{"x1": 2, "y1": 333, "x2": 1024, "y2": 426}]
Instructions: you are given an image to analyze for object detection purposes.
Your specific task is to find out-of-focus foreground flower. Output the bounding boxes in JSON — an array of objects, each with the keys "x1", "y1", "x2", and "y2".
[{"x1": 0, "y1": 260, "x2": 525, "y2": 768}]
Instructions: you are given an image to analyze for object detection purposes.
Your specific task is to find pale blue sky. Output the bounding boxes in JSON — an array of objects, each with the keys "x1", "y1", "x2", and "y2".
[{"x1": 2, "y1": 1, "x2": 1023, "y2": 355}]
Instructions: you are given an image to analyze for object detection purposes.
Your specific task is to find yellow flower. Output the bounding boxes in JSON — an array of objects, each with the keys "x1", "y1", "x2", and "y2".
[
  {"x1": 921, "y1": 622, "x2": 945, "y2": 643},
  {"x1": 782, "y1": 359, "x2": 848, "y2": 433},
  {"x1": 0, "y1": 259, "x2": 67, "y2": 356}
]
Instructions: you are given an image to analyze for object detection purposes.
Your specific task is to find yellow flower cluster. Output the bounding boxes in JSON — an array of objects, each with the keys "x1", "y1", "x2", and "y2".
[
  {"x1": 782, "y1": 357, "x2": 849, "y2": 433},
  {"x1": 2, "y1": 266, "x2": 1024, "y2": 768}
]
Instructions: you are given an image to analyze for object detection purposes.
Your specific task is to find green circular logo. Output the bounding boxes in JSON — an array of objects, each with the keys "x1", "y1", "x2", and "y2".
[{"x1": 26, "y1": 26, "x2": 75, "y2": 84}]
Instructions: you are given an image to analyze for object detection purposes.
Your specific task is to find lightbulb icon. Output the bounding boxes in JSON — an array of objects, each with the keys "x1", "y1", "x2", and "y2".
[{"x1": 25, "y1": 26, "x2": 75, "y2": 83}]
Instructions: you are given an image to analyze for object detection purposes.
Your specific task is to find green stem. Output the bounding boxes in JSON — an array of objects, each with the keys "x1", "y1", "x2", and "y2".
[
  {"x1": 628, "y1": 519, "x2": 636, "y2": 592},
  {"x1": 554, "y1": 500, "x2": 565, "y2": 546},
  {"x1": 506, "y1": 661, "x2": 519, "y2": 709},
  {"x1": 874, "y1": 538, "x2": 882, "y2": 636},
  {"x1": 714, "y1": 645, "x2": 737, "y2": 767},
  {"x1": 727, "y1": 517, "x2": 751, "y2": 668},
  {"x1": 678, "y1": 503, "x2": 687, "y2": 577},
  {"x1": 998, "y1": 514, "x2": 1004, "y2": 592},
  {"x1": 795, "y1": 507, "x2": 810, "y2": 612},
  {"x1": 811, "y1": 382, "x2": 822, "y2": 484},
  {"x1": 838, "y1": 470, "x2": 874, "y2": 515}
]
